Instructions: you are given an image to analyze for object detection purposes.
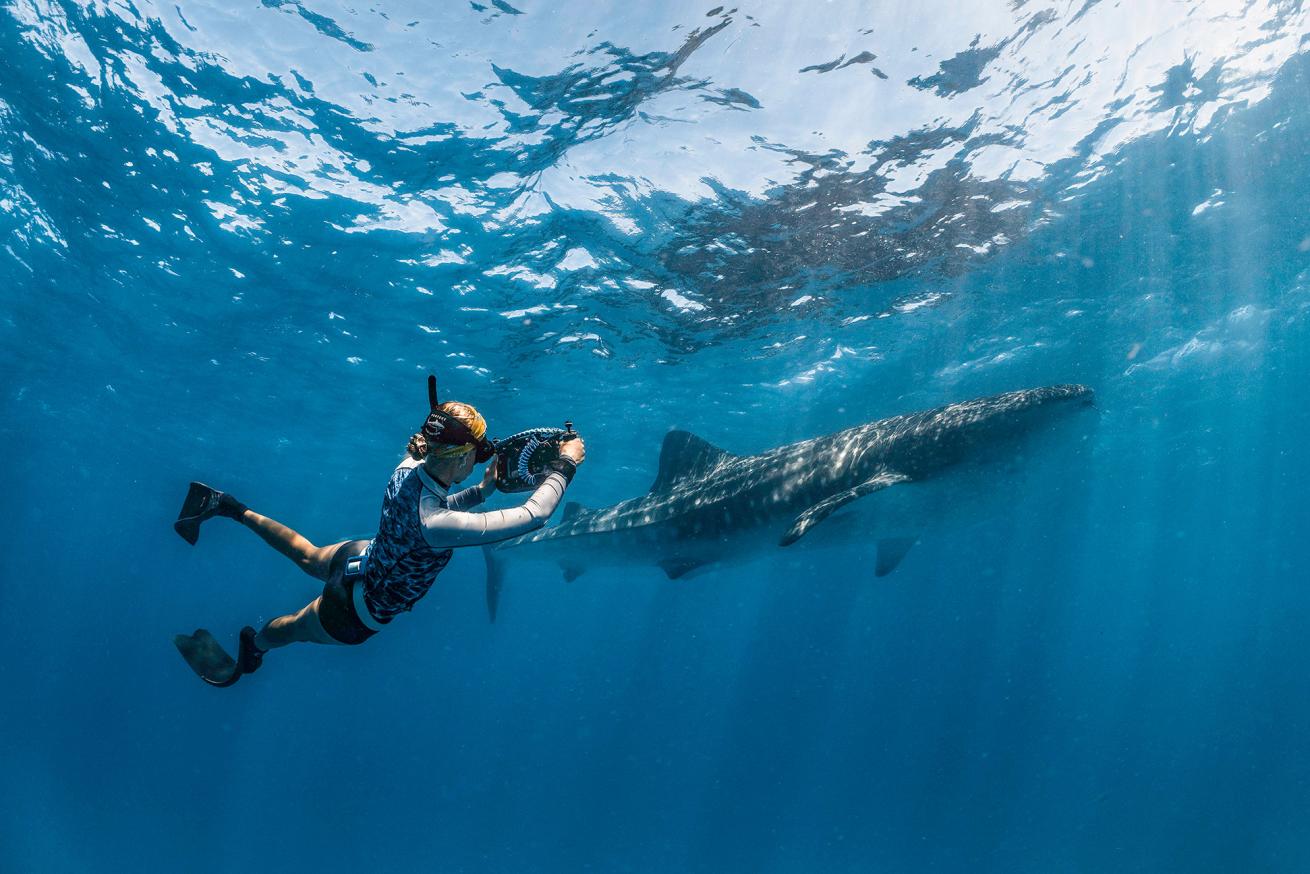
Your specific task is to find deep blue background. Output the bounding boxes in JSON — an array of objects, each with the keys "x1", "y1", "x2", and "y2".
[{"x1": 4, "y1": 2, "x2": 1310, "y2": 871}]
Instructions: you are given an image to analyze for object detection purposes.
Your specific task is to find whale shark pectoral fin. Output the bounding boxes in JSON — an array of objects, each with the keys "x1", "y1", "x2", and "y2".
[
  {"x1": 658, "y1": 558, "x2": 707, "y2": 580},
  {"x1": 875, "y1": 536, "x2": 918, "y2": 577},
  {"x1": 779, "y1": 470, "x2": 910, "y2": 547}
]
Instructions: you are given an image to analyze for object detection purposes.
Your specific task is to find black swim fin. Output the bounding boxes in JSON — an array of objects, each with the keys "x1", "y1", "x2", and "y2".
[
  {"x1": 173, "y1": 626, "x2": 264, "y2": 687},
  {"x1": 174, "y1": 628, "x2": 242, "y2": 686},
  {"x1": 173, "y1": 482, "x2": 245, "y2": 545}
]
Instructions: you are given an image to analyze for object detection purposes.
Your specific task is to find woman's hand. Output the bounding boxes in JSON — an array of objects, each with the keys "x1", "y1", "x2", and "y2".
[
  {"x1": 560, "y1": 434, "x2": 586, "y2": 466},
  {"x1": 407, "y1": 432, "x2": 428, "y2": 461},
  {"x1": 479, "y1": 455, "x2": 499, "y2": 496}
]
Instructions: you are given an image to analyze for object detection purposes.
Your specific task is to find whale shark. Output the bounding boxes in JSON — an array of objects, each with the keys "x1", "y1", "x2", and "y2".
[{"x1": 482, "y1": 384, "x2": 1094, "y2": 620}]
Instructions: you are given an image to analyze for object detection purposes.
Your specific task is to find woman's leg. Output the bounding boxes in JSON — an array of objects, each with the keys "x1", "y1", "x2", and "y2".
[
  {"x1": 255, "y1": 597, "x2": 339, "y2": 649},
  {"x1": 234, "y1": 508, "x2": 344, "y2": 581}
]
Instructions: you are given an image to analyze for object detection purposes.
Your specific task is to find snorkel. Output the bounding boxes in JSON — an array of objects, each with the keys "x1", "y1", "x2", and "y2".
[{"x1": 421, "y1": 374, "x2": 495, "y2": 463}]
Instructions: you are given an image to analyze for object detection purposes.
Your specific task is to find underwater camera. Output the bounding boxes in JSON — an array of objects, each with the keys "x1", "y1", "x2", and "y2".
[{"x1": 492, "y1": 424, "x2": 577, "y2": 492}]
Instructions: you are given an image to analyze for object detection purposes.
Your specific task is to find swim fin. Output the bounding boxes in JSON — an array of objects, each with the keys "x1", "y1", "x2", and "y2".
[
  {"x1": 174, "y1": 628, "x2": 242, "y2": 686},
  {"x1": 173, "y1": 482, "x2": 245, "y2": 545},
  {"x1": 174, "y1": 626, "x2": 263, "y2": 687}
]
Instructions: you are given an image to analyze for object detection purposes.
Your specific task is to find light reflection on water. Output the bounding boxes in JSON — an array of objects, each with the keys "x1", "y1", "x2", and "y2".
[{"x1": 4, "y1": 1, "x2": 1306, "y2": 391}]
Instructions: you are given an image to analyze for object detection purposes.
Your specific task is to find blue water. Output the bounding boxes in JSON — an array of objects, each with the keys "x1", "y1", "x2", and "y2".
[{"x1": 4, "y1": 2, "x2": 1310, "y2": 871}]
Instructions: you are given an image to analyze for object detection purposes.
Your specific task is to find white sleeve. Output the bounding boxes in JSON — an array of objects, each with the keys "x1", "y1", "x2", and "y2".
[
  {"x1": 420, "y1": 472, "x2": 569, "y2": 548},
  {"x1": 445, "y1": 485, "x2": 485, "y2": 511}
]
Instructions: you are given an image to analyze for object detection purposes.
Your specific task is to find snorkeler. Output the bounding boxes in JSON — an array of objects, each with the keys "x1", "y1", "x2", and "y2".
[{"x1": 172, "y1": 376, "x2": 586, "y2": 687}]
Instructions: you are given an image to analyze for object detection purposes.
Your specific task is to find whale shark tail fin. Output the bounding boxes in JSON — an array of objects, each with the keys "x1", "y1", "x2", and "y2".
[
  {"x1": 483, "y1": 546, "x2": 504, "y2": 623},
  {"x1": 651, "y1": 431, "x2": 735, "y2": 493}
]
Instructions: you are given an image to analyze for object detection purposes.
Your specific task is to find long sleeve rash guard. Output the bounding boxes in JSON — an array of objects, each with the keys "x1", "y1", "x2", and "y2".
[{"x1": 360, "y1": 456, "x2": 569, "y2": 622}]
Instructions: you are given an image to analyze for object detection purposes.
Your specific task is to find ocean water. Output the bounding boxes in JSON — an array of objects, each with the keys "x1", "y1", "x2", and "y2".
[{"x1": 4, "y1": 1, "x2": 1310, "y2": 871}]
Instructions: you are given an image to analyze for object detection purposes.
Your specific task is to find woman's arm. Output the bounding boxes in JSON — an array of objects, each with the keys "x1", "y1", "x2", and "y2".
[
  {"x1": 420, "y1": 468, "x2": 571, "y2": 548},
  {"x1": 421, "y1": 436, "x2": 585, "y2": 548},
  {"x1": 446, "y1": 457, "x2": 497, "y2": 510},
  {"x1": 445, "y1": 486, "x2": 484, "y2": 511}
]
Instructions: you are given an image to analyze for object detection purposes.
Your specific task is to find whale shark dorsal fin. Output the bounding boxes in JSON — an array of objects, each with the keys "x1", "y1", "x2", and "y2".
[
  {"x1": 561, "y1": 501, "x2": 586, "y2": 523},
  {"x1": 650, "y1": 430, "x2": 734, "y2": 493},
  {"x1": 779, "y1": 469, "x2": 910, "y2": 546}
]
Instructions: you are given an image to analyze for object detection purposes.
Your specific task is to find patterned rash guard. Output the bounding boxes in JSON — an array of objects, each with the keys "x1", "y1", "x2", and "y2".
[{"x1": 359, "y1": 457, "x2": 569, "y2": 623}]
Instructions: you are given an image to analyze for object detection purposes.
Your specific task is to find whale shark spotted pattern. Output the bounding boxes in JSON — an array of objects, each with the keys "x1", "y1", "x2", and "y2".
[{"x1": 482, "y1": 385, "x2": 1094, "y2": 620}]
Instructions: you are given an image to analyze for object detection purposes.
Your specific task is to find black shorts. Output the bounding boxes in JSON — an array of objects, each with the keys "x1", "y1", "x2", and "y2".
[{"x1": 318, "y1": 540, "x2": 380, "y2": 646}]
